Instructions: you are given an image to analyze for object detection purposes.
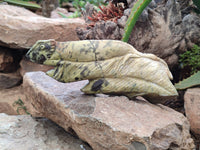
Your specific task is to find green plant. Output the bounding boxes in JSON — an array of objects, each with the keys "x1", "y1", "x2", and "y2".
[
  {"x1": 58, "y1": 11, "x2": 80, "y2": 18},
  {"x1": 13, "y1": 98, "x2": 24, "y2": 106},
  {"x1": 59, "y1": 0, "x2": 71, "y2": 5},
  {"x1": 87, "y1": 0, "x2": 105, "y2": 6},
  {"x1": 179, "y1": 44, "x2": 200, "y2": 75},
  {"x1": 60, "y1": 0, "x2": 107, "y2": 18},
  {"x1": 122, "y1": 0, "x2": 152, "y2": 42},
  {"x1": 3, "y1": 0, "x2": 41, "y2": 10},
  {"x1": 175, "y1": 71, "x2": 200, "y2": 90},
  {"x1": 13, "y1": 99, "x2": 30, "y2": 115},
  {"x1": 192, "y1": 0, "x2": 200, "y2": 14}
]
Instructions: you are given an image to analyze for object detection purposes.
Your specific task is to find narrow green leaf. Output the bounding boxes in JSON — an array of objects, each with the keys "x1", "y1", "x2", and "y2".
[
  {"x1": 3, "y1": 0, "x2": 41, "y2": 10},
  {"x1": 175, "y1": 71, "x2": 200, "y2": 90},
  {"x1": 58, "y1": 12, "x2": 68, "y2": 18},
  {"x1": 122, "y1": 0, "x2": 152, "y2": 42}
]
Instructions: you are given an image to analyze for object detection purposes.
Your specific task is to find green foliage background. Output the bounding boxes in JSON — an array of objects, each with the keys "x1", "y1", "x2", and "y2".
[{"x1": 179, "y1": 45, "x2": 200, "y2": 75}]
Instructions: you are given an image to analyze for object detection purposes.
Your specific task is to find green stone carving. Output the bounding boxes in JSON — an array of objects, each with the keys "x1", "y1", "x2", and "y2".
[{"x1": 26, "y1": 39, "x2": 178, "y2": 98}]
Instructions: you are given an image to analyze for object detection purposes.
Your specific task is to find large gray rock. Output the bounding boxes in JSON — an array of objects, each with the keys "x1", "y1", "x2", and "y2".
[
  {"x1": 0, "y1": 113, "x2": 92, "y2": 150},
  {"x1": 182, "y1": 14, "x2": 200, "y2": 49},
  {"x1": 0, "y1": 5, "x2": 85, "y2": 49},
  {"x1": 23, "y1": 71, "x2": 195, "y2": 150}
]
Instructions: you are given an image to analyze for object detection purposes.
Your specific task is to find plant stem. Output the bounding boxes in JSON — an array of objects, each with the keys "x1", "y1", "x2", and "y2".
[{"x1": 122, "y1": 0, "x2": 152, "y2": 42}]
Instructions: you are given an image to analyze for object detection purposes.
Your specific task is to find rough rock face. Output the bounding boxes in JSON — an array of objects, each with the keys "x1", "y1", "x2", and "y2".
[
  {"x1": 23, "y1": 71, "x2": 195, "y2": 150},
  {"x1": 42, "y1": 0, "x2": 59, "y2": 17},
  {"x1": 182, "y1": 14, "x2": 200, "y2": 49},
  {"x1": 0, "y1": 48, "x2": 14, "y2": 72},
  {"x1": 0, "y1": 113, "x2": 92, "y2": 150},
  {"x1": 0, "y1": 4, "x2": 85, "y2": 49},
  {"x1": 50, "y1": 7, "x2": 71, "y2": 18},
  {"x1": 0, "y1": 86, "x2": 26, "y2": 115},
  {"x1": 77, "y1": 0, "x2": 200, "y2": 68},
  {"x1": 0, "y1": 72, "x2": 22, "y2": 89},
  {"x1": 19, "y1": 58, "x2": 54, "y2": 76},
  {"x1": 184, "y1": 88, "x2": 200, "y2": 135}
]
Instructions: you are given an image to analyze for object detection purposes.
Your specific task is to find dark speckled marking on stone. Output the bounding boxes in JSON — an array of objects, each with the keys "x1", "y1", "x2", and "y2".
[
  {"x1": 38, "y1": 54, "x2": 46, "y2": 64},
  {"x1": 60, "y1": 62, "x2": 71, "y2": 80},
  {"x1": 53, "y1": 66, "x2": 59, "y2": 77},
  {"x1": 47, "y1": 53, "x2": 52, "y2": 59},
  {"x1": 80, "y1": 48, "x2": 92, "y2": 55},
  {"x1": 103, "y1": 40, "x2": 112, "y2": 49},
  {"x1": 65, "y1": 63, "x2": 71, "y2": 68},
  {"x1": 62, "y1": 43, "x2": 69, "y2": 52},
  {"x1": 105, "y1": 51, "x2": 110, "y2": 56},
  {"x1": 89, "y1": 40, "x2": 104, "y2": 77},
  {"x1": 89, "y1": 40, "x2": 99, "y2": 54},
  {"x1": 61, "y1": 47, "x2": 65, "y2": 52},
  {"x1": 130, "y1": 83, "x2": 137, "y2": 92},
  {"x1": 80, "y1": 48, "x2": 86, "y2": 54},
  {"x1": 31, "y1": 52, "x2": 37, "y2": 60},
  {"x1": 91, "y1": 79, "x2": 104, "y2": 91},
  {"x1": 56, "y1": 60, "x2": 62, "y2": 66},
  {"x1": 99, "y1": 57, "x2": 105, "y2": 61},
  {"x1": 59, "y1": 64, "x2": 64, "y2": 80},
  {"x1": 52, "y1": 60, "x2": 63, "y2": 78},
  {"x1": 45, "y1": 43, "x2": 51, "y2": 50},
  {"x1": 78, "y1": 65, "x2": 83, "y2": 69},
  {"x1": 75, "y1": 77, "x2": 79, "y2": 81},
  {"x1": 69, "y1": 51, "x2": 72, "y2": 58},
  {"x1": 80, "y1": 66, "x2": 90, "y2": 78},
  {"x1": 104, "y1": 79, "x2": 109, "y2": 86}
]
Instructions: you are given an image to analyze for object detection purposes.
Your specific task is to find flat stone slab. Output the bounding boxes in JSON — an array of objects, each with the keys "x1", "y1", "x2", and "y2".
[
  {"x1": 0, "y1": 5, "x2": 85, "y2": 49},
  {"x1": 0, "y1": 113, "x2": 92, "y2": 150},
  {"x1": 23, "y1": 71, "x2": 195, "y2": 150}
]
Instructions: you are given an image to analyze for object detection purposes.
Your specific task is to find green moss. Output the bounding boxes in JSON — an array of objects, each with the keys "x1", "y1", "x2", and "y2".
[
  {"x1": 179, "y1": 44, "x2": 200, "y2": 75},
  {"x1": 13, "y1": 99, "x2": 30, "y2": 115},
  {"x1": 192, "y1": 0, "x2": 200, "y2": 14}
]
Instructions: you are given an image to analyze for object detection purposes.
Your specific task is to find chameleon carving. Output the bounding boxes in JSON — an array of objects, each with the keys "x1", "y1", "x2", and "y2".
[{"x1": 26, "y1": 39, "x2": 178, "y2": 98}]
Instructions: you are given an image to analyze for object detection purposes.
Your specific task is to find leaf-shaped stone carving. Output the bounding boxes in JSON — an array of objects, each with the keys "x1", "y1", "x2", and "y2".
[{"x1": 26, "y1": 39, "x2": 178, "y2": 97}]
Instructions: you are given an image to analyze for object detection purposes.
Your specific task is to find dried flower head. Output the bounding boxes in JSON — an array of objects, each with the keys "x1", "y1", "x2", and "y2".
[{"x1": 88, "y1": 1, "x2": 125, "y2": 27}]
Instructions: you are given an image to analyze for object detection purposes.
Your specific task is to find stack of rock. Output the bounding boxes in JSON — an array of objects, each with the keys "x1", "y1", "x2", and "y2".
[
  {"x1": 0, "y1": 4, "x2": 85, "y2": 114},
  {"x1": 0, "y1": 2, "x2": 200, "y2": 149}
]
